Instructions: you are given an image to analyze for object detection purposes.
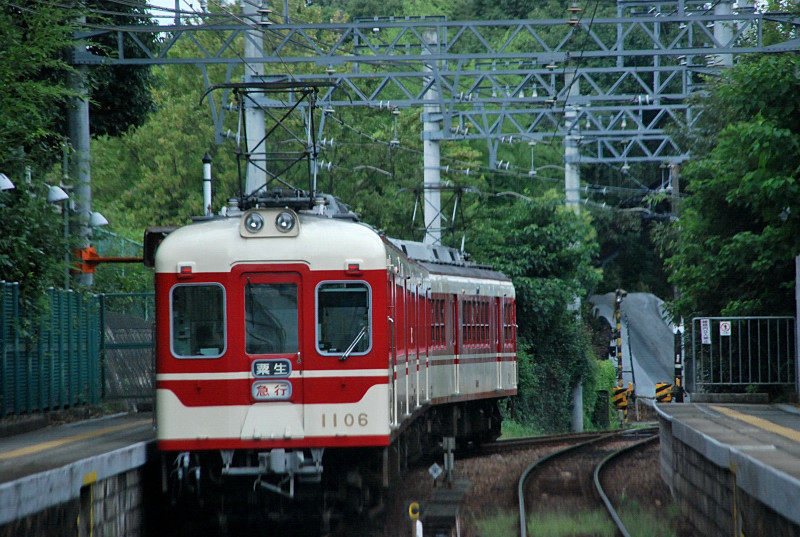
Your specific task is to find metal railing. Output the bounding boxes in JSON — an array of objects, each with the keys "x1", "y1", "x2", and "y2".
[
  {"x1": 690, "y1": 316, "x2": 796, "y2": 392},
  {"x1": 1, "y1": 281, "x2": 100, "y2": 416},
  {"x1": 98, "y1": 293, "x2": 155, "y2": 403}
]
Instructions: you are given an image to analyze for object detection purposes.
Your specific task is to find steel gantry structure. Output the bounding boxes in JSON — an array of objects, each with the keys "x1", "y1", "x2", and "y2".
[
  {"x1": 74, "y1": 0, "x2": 799, "y2": 166},
  {"x1": 64, "y1": 0, "x2": 799, "y2": 247}
]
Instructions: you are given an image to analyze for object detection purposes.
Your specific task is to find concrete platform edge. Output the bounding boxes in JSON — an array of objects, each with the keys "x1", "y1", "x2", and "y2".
[
  {"x1": 655, "y1": 404, "x2": 800, "y2": 526},
  {"x1": 0, "y1": 440, "x2": 155, "y2": 526}
]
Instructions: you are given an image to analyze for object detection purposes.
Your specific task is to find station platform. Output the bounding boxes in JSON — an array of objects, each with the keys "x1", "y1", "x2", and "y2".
[
  {"x1": 0, "y1": 411, "x2": 155, "y2": 527},
  {"x1": 656, "y1": 402, "x2": 800, "y2": 537}
]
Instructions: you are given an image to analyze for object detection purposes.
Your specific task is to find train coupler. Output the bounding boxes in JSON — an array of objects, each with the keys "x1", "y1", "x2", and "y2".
[{"x1": 246, "y1": 448, "x2": 324, "y2": 498}]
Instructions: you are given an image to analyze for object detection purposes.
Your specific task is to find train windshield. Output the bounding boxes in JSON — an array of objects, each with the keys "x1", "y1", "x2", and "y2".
[
  {"x1": 170, "y1": 284, "x2": 226, "y2": 358},
  {"x1": 316, "y1": 282, "x2": 371, "y2": 356},
  {"x1": 245, "y1": 282, "x2": 299, "y2": 354}
]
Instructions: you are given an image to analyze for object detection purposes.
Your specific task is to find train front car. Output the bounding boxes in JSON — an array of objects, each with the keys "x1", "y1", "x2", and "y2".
[{"x1": 154, "y1": 204, "x2": 391, "y2": 515}]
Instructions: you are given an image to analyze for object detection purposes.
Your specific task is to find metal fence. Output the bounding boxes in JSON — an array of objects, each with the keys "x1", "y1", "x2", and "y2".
[
  {"x1": 0, "y1": 282, "x2": 156, "y2": 416},
  {"x1": 99, "y1": 293, "x2": 155, "y2": 404},
  {"x1": 0, "y1": 281, "x2": 101, "y2": 416},
  {"x1": 690, "y1": 316, "x2": 796, "y2": 392}
]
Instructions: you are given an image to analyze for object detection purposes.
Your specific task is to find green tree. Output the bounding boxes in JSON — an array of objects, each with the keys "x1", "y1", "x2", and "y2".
[
  {"x1": 592, "y1": 206, "x2": 672, "y2": 298},
  {"x1": 0, "y1": 1, "x2": 157, "y2": 301},
  {"x1": 0, "y1": 3, "x2": 79, "y2": 309},
  {"x1": 0, "y1": 185, "x2": 72, "y2": 314},
  {"x1": 661, "y1": 54, "x2": 800, "y2": 319},
  {"x1": 86, "y1": 0, "x2": 158, "y2": 137},
  {"x1": 0, "y1": 2, "x2": 77, "y2": 177},
  {"x1": 469, "y1": 192, "x2": 600, "y2": 431},
  {"x1": 91, "y1": 18, "x2": 242, "y2": 234}
]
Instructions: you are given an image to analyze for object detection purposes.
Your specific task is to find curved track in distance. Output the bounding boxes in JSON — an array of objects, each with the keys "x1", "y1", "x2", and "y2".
[{"x1": 518, "y1": 427, "x2": 658, "y2": 537}]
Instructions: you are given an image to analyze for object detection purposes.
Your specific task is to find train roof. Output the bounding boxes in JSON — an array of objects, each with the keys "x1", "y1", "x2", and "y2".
[
  {"x1": 385, "y1": 237, "x2": 510, "y2": 282},
  {"x1": 153, "y1": 208, "x2": 386, "y2": 274},
  {"x1": 149, "y1": 194, "x2": 511, "y2": 290}
]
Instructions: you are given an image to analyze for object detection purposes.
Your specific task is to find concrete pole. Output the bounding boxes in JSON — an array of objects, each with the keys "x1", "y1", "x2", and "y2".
[
  {"x1": 564, "y1": 69, "x2": 583, "y2": 432},
  {"x1": 713, "y1": 0, "x2": 734, "y2": 68},
  {"x1": 68, "y1": 15, "x2": 93, "y2": 287},
  {"x1": 203, "y1": 151, "x2": 213, "y2": 216},
  {"x1": 564, "y1": 70, "x2": 580, "y2": 215},
  {"x1": 241, "y1": 0, "x2": 267, "y2": 196},
  {"x1": 422, "y1": 29, "x2": 442, "y2": 246}
]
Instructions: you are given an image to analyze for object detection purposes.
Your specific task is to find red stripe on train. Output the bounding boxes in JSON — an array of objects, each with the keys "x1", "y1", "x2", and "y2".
[
  {"x1": 158, "y1": 376, "x2": 387, "y2": 407},
  {"x1": 158, "y1": 434, "x2": 391, "y2": 451}
]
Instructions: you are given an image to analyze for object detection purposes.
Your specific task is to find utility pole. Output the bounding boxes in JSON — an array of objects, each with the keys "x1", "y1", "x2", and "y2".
[
  {"x1": 564, "y1": 70, "x2": 581, "y2": 215},
  {"x1": 242, "y1": 0, "x2": 267, "y2": 195},
  {"x1": 564, "y1": 69, "x2": 583, "y2": 432},
  {"x1": 422, "y1": 28, "x2": 442, "y2": 246},
  {"x1": 68, "y1": 14, "x2": 93, "y2": 287}
]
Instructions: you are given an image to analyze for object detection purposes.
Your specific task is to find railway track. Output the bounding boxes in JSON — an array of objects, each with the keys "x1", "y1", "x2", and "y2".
[
  {"x1": 479, "y1": 430, "x2": 609, "y2": 453},
  {"x1": 518, "y1": 427, "x2": 659, "y2": 537}
]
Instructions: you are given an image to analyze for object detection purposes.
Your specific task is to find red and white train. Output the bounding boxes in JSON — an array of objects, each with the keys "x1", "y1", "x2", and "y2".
[{"x1": 152, "y1": 194, "x2": 516, "y2": 516}]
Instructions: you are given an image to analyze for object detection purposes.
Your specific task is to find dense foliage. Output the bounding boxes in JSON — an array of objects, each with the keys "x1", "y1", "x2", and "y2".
[
  {"x1": 0, "y1": 1, "x2": 156, "y2": 306},
  {"x1": 0, "y1": 2, "x2": 77, "y2": 178},
  {"x1": 0, "y1": 185, "x2": 74, "y2": 316},
  {"x1": 660, "y1": 54, "x2": 800, "y2": 319},
  {"x1": 0, "y1": 3, "x2": 77, "y2": 308},
  {"x1": 468, "y1": 194, "x2": 600, "y2": 430},
  {"x1": 86, "y1": 0, "x2": 158, "y2": 137}
]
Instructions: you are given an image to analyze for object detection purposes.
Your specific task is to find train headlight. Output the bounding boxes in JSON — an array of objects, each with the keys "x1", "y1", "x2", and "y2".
[
  {"x1": 275, "y1": 211, "x2": 296, "y2": 233},
  {"x1": 244, "y1": 212, "x2": 264, "y2": 233}
]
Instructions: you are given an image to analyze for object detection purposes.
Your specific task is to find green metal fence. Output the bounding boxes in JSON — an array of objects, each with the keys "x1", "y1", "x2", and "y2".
[
  {"x1": 0, "y1": 283, "x2": 156, "y2": 416},
  {"x1": 1, "y1": 281, "x2": 101, "y2": 416}
]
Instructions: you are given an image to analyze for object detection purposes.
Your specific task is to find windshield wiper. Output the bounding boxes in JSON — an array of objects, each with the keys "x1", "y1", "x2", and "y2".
[{"x1": 339, "y1": 325, "x2": 368, "y2": 362}]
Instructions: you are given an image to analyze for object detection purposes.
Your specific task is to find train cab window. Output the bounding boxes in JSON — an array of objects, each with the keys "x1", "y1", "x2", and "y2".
[
  {"x1": 245, "y1": 282, "x2": 299, "y2": 354},
  {"x1": 316, "y1": 282, "x2": 371, "y2": 357},
  {"x1": 171, "y1": 284, "x2": 226, "y2": 358}
]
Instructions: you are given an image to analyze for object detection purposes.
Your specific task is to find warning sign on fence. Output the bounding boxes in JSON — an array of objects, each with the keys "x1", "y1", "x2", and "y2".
[
  {"x1": 720, "y1": 321, "x2": 731, "y2": 336},
  {"x1": 700, "y1": 318, "x2": 711, "y2": 344}
]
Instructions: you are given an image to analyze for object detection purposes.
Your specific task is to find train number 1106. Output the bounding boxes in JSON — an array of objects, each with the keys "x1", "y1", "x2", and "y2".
[{"x1": 321, "y1": 413, "x2": 368, "y2": 428}]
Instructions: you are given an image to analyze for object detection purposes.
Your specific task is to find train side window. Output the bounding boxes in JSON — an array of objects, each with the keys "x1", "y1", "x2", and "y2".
[
  {"x1": 170, "y1": 284, "x2": 226, "y2": 358},
  {"x1": 245, "y1": 282, "x2": 299, "y2": 354},
  {"x1": 316, "y1": 282, "x2": 371, "y2": 356}
]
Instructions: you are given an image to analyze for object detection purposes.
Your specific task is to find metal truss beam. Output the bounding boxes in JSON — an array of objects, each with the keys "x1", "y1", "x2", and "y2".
[{"x1": 74, "y1": 2, "x2": 799, "y2": 164}]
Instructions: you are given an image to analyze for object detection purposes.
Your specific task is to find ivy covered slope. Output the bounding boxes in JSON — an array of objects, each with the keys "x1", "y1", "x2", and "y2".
[{"x1": 468, "y1": 193, "x2": 601, "y2": 432}]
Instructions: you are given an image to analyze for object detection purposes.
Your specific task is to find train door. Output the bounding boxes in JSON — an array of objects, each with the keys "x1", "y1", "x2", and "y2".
[
  {"x1": 403, "y1": 275, "x2": 409, "y2": 417},
  {"x1": 388, "y1": 271, "x2": 398, "y2": 426},
  {"x1": 453, "y1": 294, "x2": 460, "y2": 394},
  {"x1": 496, "y1": 297, "x2": 503, "y2": 391},
  {"x1": 424, "y1": 287, "x2": 431, "y2": 403},
  {"x1": 241, "y1": 272, "x2": 304, "y2": 412}
]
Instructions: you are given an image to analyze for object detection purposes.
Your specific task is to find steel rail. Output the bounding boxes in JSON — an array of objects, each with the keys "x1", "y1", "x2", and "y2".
[
  {"x1": 517, "y1": 427, "x2": 657, "y2": 537},
  {"x1": 594, "y1": 431, "x2": 660, "y2": 537}
]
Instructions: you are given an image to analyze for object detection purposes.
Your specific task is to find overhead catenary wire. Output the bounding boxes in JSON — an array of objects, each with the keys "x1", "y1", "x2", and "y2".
[{"x1": 321, "y1": 113, "x2": 664, "y2": 211}]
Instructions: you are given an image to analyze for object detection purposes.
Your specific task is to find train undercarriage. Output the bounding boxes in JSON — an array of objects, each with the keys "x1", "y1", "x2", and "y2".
[{"x1": 163, "y1": 399, "x2": 503, "y2": 534}]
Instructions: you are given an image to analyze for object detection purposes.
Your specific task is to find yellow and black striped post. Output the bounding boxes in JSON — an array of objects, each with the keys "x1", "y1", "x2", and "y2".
[
  {"x1": 612, "y1": 385, "x2": 628, "y2": 425},
  {"x1": 614, "y1": 290, "x2": 624, "y2": 388},
  {"x1": 673, "y1": 327, "x2": 684, "y2": 402},
  {"x1": 655, "y1": 382, "x2": 673, "y2": 403},
  {"x1": 612, "y1": 290, "x2": 628, "y2": 423}
]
